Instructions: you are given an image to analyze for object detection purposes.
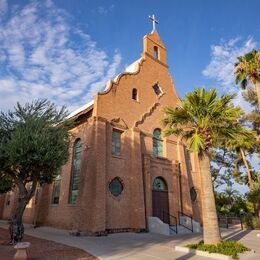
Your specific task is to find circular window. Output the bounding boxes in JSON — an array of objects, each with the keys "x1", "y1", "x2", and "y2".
[
  {"x1": 109, "y1": 177, "x2": 123, "y2": 197},
  {"x1": 190, "y1": 187, "x2": 197, "y2": 202}
]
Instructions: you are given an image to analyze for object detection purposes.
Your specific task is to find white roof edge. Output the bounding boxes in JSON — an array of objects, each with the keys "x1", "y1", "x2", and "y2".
[
  {"x1": 104, "y1": 58, "x2": 142, "y2": 91},
  {"x1": 67, "y1": 100, "x2": 94, "y2": 119},
  {"x1": 68, "y1": 58, "x2": 142, "y2": 117},
  {"x1": 125, "y1": 58, "x2": 142, "y2": 73}
]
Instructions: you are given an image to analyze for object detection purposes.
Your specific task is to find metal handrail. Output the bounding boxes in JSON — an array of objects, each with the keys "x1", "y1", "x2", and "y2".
[
  {"x1": 178, "y1": 211, "x2": 193, "y2": 232},
  {"x1": 162, "y1": 211, "x2": 178, "y2": 234}
]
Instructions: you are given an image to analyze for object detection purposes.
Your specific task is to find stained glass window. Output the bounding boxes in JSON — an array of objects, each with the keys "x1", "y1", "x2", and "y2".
[
  {"x1": 153, "y1": 177, "x2": 167, "y2": 191},
  {"x1": 109, "y1": 177, "x2": 123, "y2": 197},
  {"x1": 112, "y1": 130, "x2": 121, "y2": 156},
  {"x1": 69, "y1": 139, "x2": 81, "y2": 204},
  {"x1": 153, "y1": 129, "x2": 163, "y2": 156}
]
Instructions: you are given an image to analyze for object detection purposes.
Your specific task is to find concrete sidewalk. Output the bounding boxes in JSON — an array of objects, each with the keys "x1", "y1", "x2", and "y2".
[{"x1": 1, "y1": 221, "x2": 259, "y2": 260}]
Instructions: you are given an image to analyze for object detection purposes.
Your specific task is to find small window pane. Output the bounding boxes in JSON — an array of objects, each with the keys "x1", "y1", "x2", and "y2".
[
  {"x1": 153, "y1": 46, "x2": 158, "y2": 59},
  {"x1": 112, "y1": 130, "x2": 121, "y2": 156},
  {"x1": 152, "y1": 84, "x2": 162, "y2": 96},
  {"x1": 109, "y1": 178, "x2": 123, "y2": 197}
]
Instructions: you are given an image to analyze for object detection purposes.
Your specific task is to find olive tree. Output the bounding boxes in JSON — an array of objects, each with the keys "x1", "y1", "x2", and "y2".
[{"x1": 0, "y1": 100, "x2": 71, "y2": 243}]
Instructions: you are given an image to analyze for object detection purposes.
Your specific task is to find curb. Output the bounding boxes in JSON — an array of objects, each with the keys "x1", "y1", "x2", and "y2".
[{"x1": 175, "y1": 246, "x2": 232, "y2": 260}]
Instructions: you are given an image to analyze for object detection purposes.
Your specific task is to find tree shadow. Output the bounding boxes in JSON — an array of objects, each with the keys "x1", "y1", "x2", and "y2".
[{"x1": 222, "y1": 229, "x2": 252, "y2": 241}]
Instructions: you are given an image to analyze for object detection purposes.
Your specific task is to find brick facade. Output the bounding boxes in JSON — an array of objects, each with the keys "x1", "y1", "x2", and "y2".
[{"x1": 0, "y1": 30, "x2": 202, "y2": 234}]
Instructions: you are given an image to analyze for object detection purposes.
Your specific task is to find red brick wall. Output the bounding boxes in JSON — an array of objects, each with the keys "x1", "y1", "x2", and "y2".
[{"x1": 1, "y1": 30, "x2": 202, "y2": 232}]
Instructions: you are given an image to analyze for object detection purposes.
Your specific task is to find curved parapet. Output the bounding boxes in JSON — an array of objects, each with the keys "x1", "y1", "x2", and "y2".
[{"x1": 98, "y1": 58, "x2": 145, "y2": 96}]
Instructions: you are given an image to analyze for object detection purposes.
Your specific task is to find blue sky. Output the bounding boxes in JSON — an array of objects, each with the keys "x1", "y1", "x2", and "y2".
[
  {"x1": 0, "y1": 0, "x2": 259, "y2": 112},
  {"x1": 0, "y1": 1, "x2": 259, "y2": 191}
]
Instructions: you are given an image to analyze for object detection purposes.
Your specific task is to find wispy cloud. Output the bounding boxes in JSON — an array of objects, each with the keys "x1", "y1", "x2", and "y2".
[
  {"x1": 96, "y1": 5, "x2": 115, "y2": 15},
  {"x1": 0, "y1": 1, "x2": 122, "y2": 112},
  {"x1": 0, "y1": 0, "x2": 7, "y2": 16},
  {"x1": 203, "y1": 37, "x2": 256, "y2": 87},
  {"x1": 202, "y1": 37, "x2": 258, "y2": 111}
]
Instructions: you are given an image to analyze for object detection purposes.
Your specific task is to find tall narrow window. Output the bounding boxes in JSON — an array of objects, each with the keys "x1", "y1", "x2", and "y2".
[
  {"x1": 52, "y1": 174, "x2": 61, "y2": 204},
  {"x1": 132, "y1": 88, "x2": 138, "y2": 101},
  {"x1": 112, "y1": 129, "x2": 122, "y2": 156},
  {"x1": 153, "y1": 46, "x2": 158, "y2": 59},
  {"x1": 69, "y1": 139, "x2": 82, "y2": 204},
  {"x1": 153, "y1": 129, "x2": 163, "y2": 156}
]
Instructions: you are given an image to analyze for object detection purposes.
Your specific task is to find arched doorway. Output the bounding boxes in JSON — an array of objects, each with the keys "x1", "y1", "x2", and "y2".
[{"x1": 152, "y1": 177, "x2": 169, "y2": 224}]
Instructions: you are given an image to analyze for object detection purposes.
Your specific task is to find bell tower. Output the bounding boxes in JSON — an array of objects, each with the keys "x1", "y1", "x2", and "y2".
[{"x1": 142, "y1": 15, "x2": 167, "y2": 66}]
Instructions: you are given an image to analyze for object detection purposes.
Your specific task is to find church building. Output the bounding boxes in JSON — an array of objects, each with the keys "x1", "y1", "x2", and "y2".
[{"x1": 0, "y1": 20, "x2": 202, "y2": 235}]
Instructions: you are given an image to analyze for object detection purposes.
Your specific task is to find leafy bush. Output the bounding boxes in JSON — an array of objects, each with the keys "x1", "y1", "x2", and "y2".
[
  {"x1": 243, "y1": 216, "x2": 260, "y2": 229},
  {"x1": 252, "y1": 217, "x2": 260, "y2": 229},
  {"x1": 186, "y1": 240, "x2": 249, "y2": 259}
]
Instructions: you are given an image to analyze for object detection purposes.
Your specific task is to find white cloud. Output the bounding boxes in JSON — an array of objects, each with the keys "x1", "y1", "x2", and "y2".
[
  {"x1": 202, "y1": 37, "x2": 258, "y2": 112},
  {"x1": 0, "y1": 0, "x2": 7, "y2": 16},
  {"x1": 203, "y1": 37, "x2": 256, "y2": 87},
  {"x1": 0, "y1": 1, "x2": 122, "y2": 112}
]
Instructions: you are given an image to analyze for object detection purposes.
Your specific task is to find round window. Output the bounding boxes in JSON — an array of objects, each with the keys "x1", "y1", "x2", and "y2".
[
  {"x1": 109, "y1": 177, "x2": 123, "y2": 197},
  {"x1": 190, "y1": 187, "x2": 197, "y2": 202}
]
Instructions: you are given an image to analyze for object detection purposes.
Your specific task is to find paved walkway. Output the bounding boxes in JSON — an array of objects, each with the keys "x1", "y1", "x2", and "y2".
[{"x1": 0, "y1": 221, "x2": 259, "y2": 259}]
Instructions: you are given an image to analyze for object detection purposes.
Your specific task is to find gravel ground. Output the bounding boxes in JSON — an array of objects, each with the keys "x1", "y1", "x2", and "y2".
[{"x1": 0, "y1": 228, "x2": 97, "y2": 260}]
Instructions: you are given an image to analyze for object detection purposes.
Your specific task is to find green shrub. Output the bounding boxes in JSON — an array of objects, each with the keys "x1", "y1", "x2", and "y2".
[
  {"x1": 186, "y1": 240, "x2": 249, "y2": 259},
  {"x1": 243, "y1": 216, "x2": 260, "y2": 229},
  {"x1": 252, "y1": 217, "x2": 260, "y2": 229}
]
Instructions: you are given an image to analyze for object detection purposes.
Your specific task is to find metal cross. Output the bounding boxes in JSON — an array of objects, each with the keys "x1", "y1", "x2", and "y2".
[{"x1": 149, "y1": 14, "x2": 159, "y2": 31}]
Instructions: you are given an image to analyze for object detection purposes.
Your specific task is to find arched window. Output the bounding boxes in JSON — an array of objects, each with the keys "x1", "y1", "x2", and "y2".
[
  {"x1": 69, "y1": 139, "x2": 82, "y2": 204},
  {"x1": 153, "y1": 177, "x2": 167, "y2": 191},
  {"x1": 153, "y1": 46, "x2": 158, "y2": 59},
  {"x1": 132, "y1": 88, "x2": 138, "y2": 101},
  {"x1": 153, "y1": 129, "x2": 163, "y2": 156}
]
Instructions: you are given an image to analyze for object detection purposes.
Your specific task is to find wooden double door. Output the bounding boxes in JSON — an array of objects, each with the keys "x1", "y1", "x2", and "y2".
[{"x1": 152, "y1": 177, "x2": 170, "y2": 224}]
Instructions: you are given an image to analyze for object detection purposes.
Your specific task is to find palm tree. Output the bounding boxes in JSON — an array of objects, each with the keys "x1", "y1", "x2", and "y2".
[
  {"x1": 162, "y1": 88, "x2": 251, "y2": 244},
  {"x1": 222, "y1": 186, "x2": 240, "y2": 208},
  {"x1": 234, "y1": 49, "x2": 260, "y2": 104},
  {"x1": 227, "y1": 134, "x2": 256, "y2": 189},
  {"x1": 247, "y1": 175, "x2": 260, "y2": 217}
]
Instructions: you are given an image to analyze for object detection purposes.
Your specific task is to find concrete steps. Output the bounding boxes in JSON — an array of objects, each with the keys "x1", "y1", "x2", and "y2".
[
  {"x1": 148, "y1": 216, "x2": 202, "y2": 236},
  {"x1": 170, "y1": 225, "x2": 194, "y2": 235}
]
